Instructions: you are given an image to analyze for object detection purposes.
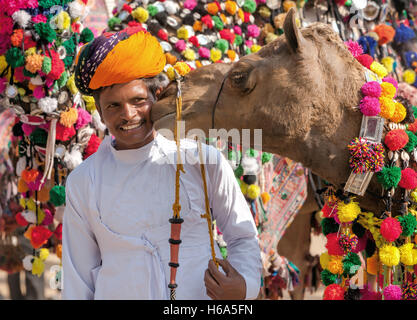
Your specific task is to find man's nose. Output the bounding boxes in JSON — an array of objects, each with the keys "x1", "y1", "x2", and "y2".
[{"x1": 120, "y1": 103, "x2": 137, "y2": 120}]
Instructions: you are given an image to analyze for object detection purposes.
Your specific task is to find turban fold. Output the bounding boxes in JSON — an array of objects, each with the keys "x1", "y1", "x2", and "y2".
[{"x1": 75, "y1": 26, "x2": 166, "y2": 95}]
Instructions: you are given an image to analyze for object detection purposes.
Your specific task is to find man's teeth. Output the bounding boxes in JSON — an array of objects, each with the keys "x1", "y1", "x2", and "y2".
[{"x1": 121, "y1": 123, "x2": 142, "y2": 130}]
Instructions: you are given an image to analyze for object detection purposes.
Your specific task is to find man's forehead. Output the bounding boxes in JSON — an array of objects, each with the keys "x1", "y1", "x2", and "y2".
[{"x1": 100, "y1": 79, "x2": 149, "y2": 101}]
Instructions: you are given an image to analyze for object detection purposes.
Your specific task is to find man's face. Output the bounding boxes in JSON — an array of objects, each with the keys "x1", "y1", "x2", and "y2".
[{"x1": 97, "y1": 79, "x2": 157, "y2": 150}]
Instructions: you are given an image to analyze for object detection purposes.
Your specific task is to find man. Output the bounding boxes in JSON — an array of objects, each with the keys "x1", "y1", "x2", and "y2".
[{"x1": 62, "y1": 27, "x2": 262, "y2": 300}]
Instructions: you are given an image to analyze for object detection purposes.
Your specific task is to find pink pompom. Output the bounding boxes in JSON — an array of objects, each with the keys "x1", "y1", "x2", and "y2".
[
  {"x1": 33, "y1": 86, "x2": 45, "y2": 99},
  {"x1": 361, "y1": 81, "x2": 381, "y2": 98},
  {"x1": 345, "y1": 40, "x2": 363, "y2": 58},
  {"x1": 22, "y1": 123, "x2": 36, "y2": 136},
  {"x1": 245, "y1": 40, "x2": 253, "y2": 48},
  {"x1": 175, "y1": 40, "x2": 186, "y2": 52},
  {"x1": 323, "y1": 284, "x2": 345, "y2": 300},
  {"x1": 359, "y1": 96, "x2": 381, "y2": 116},
  {"x1": 383, "y1": 76, "x2": 398, "y2": 89},
  {"x1": 384, "y1": 129, "x2": 409, "y2": 151},
  {"x1": 75, "y1": 108, "x2": 92, "y2": 130},
  {"x1": 399, "y1": 168, "x2": 417, "y2": 190},
  {"x1": 233, "y1": 25, "x2": 242, "y2": 35},
  {"x1": 32, "y1": 14, "x2": 47, "y2": 23},
  {"x1": 325, "y1": 233, "x2": 345, "y2": 256},
  {"x1": 27, "y1": 173, "x2": 45, "y2": 192},
  {"x1": 361, "y1": 284, "x2": 382, "y2": 300},
  {"x1": 380, "y1": 217, "x2": 402, "y2": 242},
  {"x1": 183, "y1": 0, "x2": 197, "y2": 10},
  {"x1": 383, "y1": 285, "x2": 402, "y2": 300},
  {"x1": 247, "y1": 24, "x2": 260, "y2": 38},
  {"x1": 198, "y1": 47, "x2": 210, "y2": 59}
]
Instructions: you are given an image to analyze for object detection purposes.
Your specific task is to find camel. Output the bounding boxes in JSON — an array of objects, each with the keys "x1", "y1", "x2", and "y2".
[{"x1": 151, "y1": 8, "x2": 379, "y2": 298}]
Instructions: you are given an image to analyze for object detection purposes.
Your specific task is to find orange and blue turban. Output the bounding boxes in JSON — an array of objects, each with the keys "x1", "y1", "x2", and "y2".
[{"x1": 75, "y1": 26, "x2": 166, "y2": 95}]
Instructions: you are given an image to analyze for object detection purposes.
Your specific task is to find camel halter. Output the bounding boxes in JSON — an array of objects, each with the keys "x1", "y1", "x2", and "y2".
[{"x1": 168, "y1": 71, "x2": 218, "y2": 300}]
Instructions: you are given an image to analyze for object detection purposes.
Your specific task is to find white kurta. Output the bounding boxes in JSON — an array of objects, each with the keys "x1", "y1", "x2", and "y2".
[{"x1": 62, "y1": 133, "x2": 262, "y2": 300}]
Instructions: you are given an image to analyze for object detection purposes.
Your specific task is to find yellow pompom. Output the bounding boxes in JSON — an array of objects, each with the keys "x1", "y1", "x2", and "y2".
[
  {"x1": 390, "y1": 102, "x2": 407, "y2": 123},
  {"x1": 237, "y1": 8, "x2": 245, "y2": 23},
  {"x1": 132, "y1": 7, "x2": 149, "y2": 23},
  {"x1": 37, "y1": 208, "x2": 45, "y2": 225},
  {"x1": 380, "y1": 82, "x2": 396, "y2": 99},
  {"x1": 328, "y1": 256, "x2": 343, "y2": 275},
  {"x1": 31, "y1": 257, "x2": 45, "y2": 277},
  {"x1": 320, "y1": 252, "x2": 330, "y2": 270},
  {"x1": 247, "y1": 184, "x2": 261, "y2": 200},
  {"x1": 251, "y1": 44, "x2": 261, "y2": 53},
  {"x1": 399, "y1": 243, "x2": 417, "y2": 266},
  {"x1": 381, "y1": 56, "x2": 394, "y2": 73},
  {"x1": 56, "y1": 11, "x2": 71, "y2": 30},
  {"x1": 337, "y1": 200, "x2": 361, "y2": 223},
  {"x1": 261, "y1": 192, "x2": 271, "y2": 205},
  {"x1": 183, "y1": 48, "x2": 196, "y2": 61},
  {"x1": 18, "y1": 88, "x2": 25, "y2": 96},
  {"x1": 39, "y1": 248, "x2": 50, "y2": 261},
  {"x1": 379, "y1": 245, "x2": 400, "y2": 267},
  {"x1": 366, "y1": 253, "x2": 381, "y2": 275},
  {"x1": 265, "y1": 32, "x2": 279, "y2": 44},
  {"x1": 174, "y1": 62, "x2": 191, "y2": 76},
  {"x1": 403, "y1": 69, "x2": 416, "y2": 84},
  {"x1": 166, "y1": 67, "x2": 175, "y2": 81},
  {"x1": 283, "y1": 0, "x2": 296, "y2": 12},
  {"x1": 370, "y1": 61, "x2": 388, "y2": 78},
  {"x1": 411, "y1": 190, "x2": 417, "y2": 203},
  {"x1": 24, "y1": 47, "x2": 37, "y2": 57},
  {"x1": 67, "y1": 74, "x2": 79, "y2": 95},
  {"x1": 59, "y1": 108, "x2": 78, "y2": 128},
  {"x1": 19, "y1": 197, "x2": 26, "y2": 209},
  {"x1": 210, "y1": 48, "x2": 222, "y2": 62},
  {"x1": 240, "y1": 181, "x2": 248, "y2": 195},
  {"x1": 26, "y1": 198, "x2": 36, "y2": 212},
  {"x1": 379, "y1": 96, "x2": 396, "y2": 119},
  {"x1": 83, "y1": 95, "x2": 96, "y2": 113},
  {"x1": 177, "y1": 26, "x2": 189, "y2": 40}
]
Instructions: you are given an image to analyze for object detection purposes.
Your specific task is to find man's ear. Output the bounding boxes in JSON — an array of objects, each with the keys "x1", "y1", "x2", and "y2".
[{"x1": 154, "y1": 86, "x2": 164, "y2": 100}]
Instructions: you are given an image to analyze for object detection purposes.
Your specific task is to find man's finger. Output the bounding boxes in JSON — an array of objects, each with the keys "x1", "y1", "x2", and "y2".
[
  {"x1": 217, "y1": 259, "x2": 234, "y2": 276},
  {"x1": 208, "y1": 259, "x2": 228, "y2": 283},
  {"x1": 206, "y1": 286, "x2": 218, "y2": 300},
  {"x1": 204, "y1": 268, "x2": 220, "y2": 289}
]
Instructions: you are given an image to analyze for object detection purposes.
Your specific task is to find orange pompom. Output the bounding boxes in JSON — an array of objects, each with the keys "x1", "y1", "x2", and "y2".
[
  {"x1": 195, "y1": 60, "x2": 202, "y2": 68},
  {"x1": 59, "y1": 108, "x2": 78, "y2": 128},
  {"x1": 373, "y1": 24, "x2": 396, "y2": 45},
  {"x1": 227, "y1": 50, "x2": 237, "y2": 61},
  {"x1": 165, "y1": 53, "x2": 177, "y2": 66},
  {"x1": 193, "y1": 20, "x2": 203, "y2": 32},
  {"x1": 56, "y1": 244, "x2": 62, "y2": 259},
  {"x1": 17, "y1": 178, "x2": 29, "y2": 193},
  {"x1": 225, "y1": 1, "x2": 237, "y2": 15},
  {"x1": 366, "y1": 253, "x2": 381, "y2": 275},
  {"x1": 261, "y1": 192, "x2": 271, "y2": 205},
  {"x1": 207, "y1": 2, "x2": 219, "y2": 15},
  {"x1": 37, "y1": 184, "x2": 51, "y2": 202},
  {"x1": 11, "y1": 29, "x2": 24, "y2": 47},
  {"x1": 21, "y1": 169, "x2": 40, "y2": 184},
  {"x1": 25, "y1": 54, "x2": 44, "y2": 74}
]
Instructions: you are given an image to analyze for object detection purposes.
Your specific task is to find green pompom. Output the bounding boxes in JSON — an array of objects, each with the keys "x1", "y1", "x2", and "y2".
[
  {"x1": 228, "y1": 150, "x2": 237, "y2": 161},
  {"x1": 212, "y1": 16, "x2": 224, "y2": 31},
  {"x1": 262, "y1": 152, "x2": 273, "y2": 164},
  {"x1": 243, "y1": 0, "x2": 257, "y2": 13},
  {"x1": 234, "y1": 35, "x2": 243, "y2": 46},
  {"x1": 245, "y1": 47, "x2": 251, "y2": 55},
  {"x1": 62, "y1": 38, "x2": 76, "y2": 55},
  {"x1": 405, "y1": 130, "x2": 417, "y2": 152},
  {"x1": 38, "y1": 0, "x2": 59, "y2": 9},
  {"x1": 215, "y1": 39, "x2": 229, "y2": 53},
  {"x1": 321, "y1": 269, "x2": 338, "y2": 286},
  {"x1": 321, "y1": 217, "x2": 339, "y2": 236},
  {"x1": 147, "y1": 5, "x2": 158, "y2": 16},
  {"x1": 342, "y1": 252, "x2": 361, "y2": 276},
  {"x1": 6, "y1": 47, "x2": 25, "y2": 69},
  {"x1": 376, "y1": 166, "x2": 402, "y2": 189},
  {"x1": 234, "y1": 165, "x2": 244, "y2": 178},
  {"x1": 57, "y1": 71, "x2": 69, "y2": 88},
  {"x1": 63, "y1": 55, "x2": 74, "y2": 68},
  {"x1": 352, "y1": 221, "x2": 366, "y2": 238},
  {"x1": 34, "y1": 22, "x2": 57, "y2": 43},
  {"x1": 80, "y1": 28, "x2": 94, "y2": 43},
  {"x1": 30, "y1": 128, "x2": 48, "y2": 147},
  {"x1": 246, "y1": 148, "x2": 259, "y2": 158},
  {"x1": 220, "y1": 247, "x2": 228, "y2": 259},
  {"x1": 413, "y1": 106, "x2": 417, "y2": 119},
  {"x1": 23, "y1": 68, "x2": 37, "y2": 78},
  {"x1": 42, "y1": 56, "x2": 52, "y2": 74},
  {"x1": 398, "y1": 213, "x2": 417, "y2": 237},
  {"x1": 108, "y1": 17, "x2": 122, "y2": 30},
  {"x1": 49, "y1": 185, "x2": 66, "y2": 207}
]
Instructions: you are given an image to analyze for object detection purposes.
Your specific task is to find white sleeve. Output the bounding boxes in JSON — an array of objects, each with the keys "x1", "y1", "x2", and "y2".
[
  {"x1": 206, "y1": 146, "x2": 262, "y2": 300},
  {"x1": 62, "y1": 170, "x2": 101, "y2": 300}
]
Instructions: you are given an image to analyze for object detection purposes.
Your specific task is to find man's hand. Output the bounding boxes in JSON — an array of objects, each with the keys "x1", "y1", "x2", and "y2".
[{"x1": 204, "y1": 259, "x2": 246, "y2": 300}]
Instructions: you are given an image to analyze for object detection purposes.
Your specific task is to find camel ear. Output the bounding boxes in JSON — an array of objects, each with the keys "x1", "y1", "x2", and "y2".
[{"x1": 283, "y1": 8, "x2": 306, "y2": 53}]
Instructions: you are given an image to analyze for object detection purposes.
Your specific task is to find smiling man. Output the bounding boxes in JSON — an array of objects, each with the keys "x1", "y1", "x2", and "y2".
[{"x1": 62, "y1": 27, "x2": 262, "y2": 300}]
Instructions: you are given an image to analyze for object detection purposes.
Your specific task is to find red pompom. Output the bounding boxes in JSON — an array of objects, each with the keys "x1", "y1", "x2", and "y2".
[
  {"x1": 122, "y1": 3, "x2": 132, "y2": 13},
  {"x1": 325, "y1": 233, "x2": 345, "y2": 256},
  {"x1": 322, "y1": 202, "x2": 337, "y2": 218},
  {"x1": 30, "y1": 226, "x2": 53, "y2": 249},
  {"x1": 46, "y1": 50, "x2": 65, "y2": 80},
  {"x1": 55, "y1": 122, "x2": 76, "y2": 141},
  {"x1": 409, "y1": 121, "x2": 417, "y2": 133},
  {"x1": 399, "y1": 168, "x2": 417, "y2": 190},
  {"x1": 83, "y1": 133, "x2": 101, "y2": 160},
  {"x1": 219, "y1": 29, "x2": 236, "y2": 44},
  {"x1": 189, "y1": 35, "x2": 200, "y2": 47},
  {"x1": 157, "y1": 29, "x2": 168, "y2": 41},
  {"x1": 323, "y1": 284, "x2": 345, "y2": 300},
  {"x1": 54, "y1": 223, "x2": 62, "y2": 240},
  {"x1": 201, "y1": 15, "x2": 213, "y2": 29},
  {"x1": 356, "y1": 54, "x2": 374, "y2": 69},
  {"x1": 380, "y1": 217, "x2": 402, "y2": 242},
  {"x1": 15, "y1": 212, "x2": 28, "y2": 226},
  {"x1": 384, "y1": 129, "x2": 409, "y2": 151}
]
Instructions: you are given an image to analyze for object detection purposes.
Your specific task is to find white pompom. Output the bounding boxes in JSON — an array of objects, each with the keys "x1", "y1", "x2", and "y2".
[
  {"x1": 23, "y1": 255, "x2": 34, "y2": 271},
  {"x1": 30, "y1": 75, "x2": 44, "y2": 86},
  {"x1": 92, "y1": 110, "x2": 107, "y2": 132},
  {"x1": 38, "y1": 97, "x2": 58, "y2": 113},
  {"x1": 164, "y1": 1, "x2": 178, "y2": 14},
  {"x1": 227, "y1": 159, "x2": 238, "y2": 170},
  {"x1": 22, "y1": 210, "x2": 37, "y2": 224},
  {"x1": 12, "y1": 10, "x2": 31, "y2": 28},
  {"x1": 68, "y1": 1, "x2": 84, "y2": 19},
  {"x1": 16, "y1": 157, "x2": 26, "y2": 176},
  {"x1": 241, "y1": 156, "x2": 260, "y2": 175},
  {"x1": 54, "y1": 144, "x2": 66, "y2": 159},
  {"x1": 63, "y1": 147, "x2": 83, "y2": 170}
]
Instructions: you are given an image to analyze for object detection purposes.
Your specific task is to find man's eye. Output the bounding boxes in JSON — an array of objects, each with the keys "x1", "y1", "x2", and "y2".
[{"x1": 134, "y1": 98, "x2": 146, "y2": 104}]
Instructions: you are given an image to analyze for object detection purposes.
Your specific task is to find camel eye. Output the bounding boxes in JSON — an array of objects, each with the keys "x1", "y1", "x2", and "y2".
[{"x1": 227, "y1": 63, "x2": 256, "y2": 94}]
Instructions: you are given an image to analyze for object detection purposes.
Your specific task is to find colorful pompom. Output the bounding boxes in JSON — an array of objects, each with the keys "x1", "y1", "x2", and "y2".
[{"x1": 348, "y1": 137, "x2": 384, "y2": 173}]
